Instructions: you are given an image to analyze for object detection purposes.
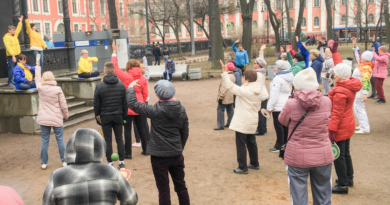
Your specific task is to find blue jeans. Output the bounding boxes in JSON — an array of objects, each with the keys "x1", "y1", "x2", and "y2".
[
  {"x1": 18, "y1": 81, "x2": 36, "y2": 90},
  {"x1": 7, "y1": 56, "x2": 16, "y2": 84},
  {"x1": 154, "y1": 55, "x2": 160, "y2": 65},
  {"x1": 41, "y1": 125, "x2": 66, "y2": 164},
  {"x1": 32, "y1": 50, "x2": 43, "y2": 67},
  {"x1": 163, "y1": 71, "x2": 173, "y2": 81},
  {"x1": 164, "y1": 57, "x2": 169, "y2": 63}
]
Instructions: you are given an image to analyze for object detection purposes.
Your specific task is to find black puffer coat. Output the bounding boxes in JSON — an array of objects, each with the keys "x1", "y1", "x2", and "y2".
[
  {"x1": 126, "y1": 88, "x2": 189, "y2": 157},
  {"x1": 94, "y1": 73, "x2": 127, "y2": 119}
]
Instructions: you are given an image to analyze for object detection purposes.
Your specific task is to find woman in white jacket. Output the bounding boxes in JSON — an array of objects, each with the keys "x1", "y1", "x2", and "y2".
[
  {"x1": 255, "y1": 44, "x2": 269, "y2": 135},
  {"x1": 266, "y1": 60, "x2": 294, "y2": 152}
]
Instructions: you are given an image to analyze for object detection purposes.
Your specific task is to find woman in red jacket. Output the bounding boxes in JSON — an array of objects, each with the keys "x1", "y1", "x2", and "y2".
[
  {"x1": 328, "y1": 63, "x2": 362, "y2": 194},
  {"x1": 112, "y1": 42, "x2": 149, "y2": 158}
]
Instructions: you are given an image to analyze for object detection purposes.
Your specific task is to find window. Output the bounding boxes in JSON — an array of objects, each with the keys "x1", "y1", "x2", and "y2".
[
  {"x1": 252, "y1": 21, "x2": 257, "y2": 29},
  {"x1": 164, "y1": 26, "x2": 169, "y2": 34},
  {"x1": 119, "y1": 1, "x2": 124, "y2": 17},
  {"x1": 151, "y1": 26, "x2": 156, "y2": 34},
  {"x1": 72, "y1": 0, "x2": 77, "y2": 14},
  {"x1": 45, "y1": 23, "x2": 50, "y2": 35},
  {"x1": 276, "y1": 0, "x2": 282, "y2": 10},
  {"x1": 314, "y1": 17, "x2": 319, "y2": 26},
  {"x1": 35, "y1": 23, "x2": 41, "y2": 32},
  {"x1": 58, "y1": 0, "x2": 63, "y2": 13},
  {"x1": 289, "y1": 0, "x2": 293, "y2": 8},
  {"x1": 341, "y1": 15, "x2": 346, "y2": 24},
  {"x1": 74, "y1": 24, "x2": 79, "y2": 32},
  {"x1": 341, "y1": 0, "x2": 347, "y2": 5},
  {"x1": 314, "y1": 0, "x2": 320, "y2": 7},
  {"x1": 368, "y1": 14, "x2": 374, "y2": 23},
  {"x1": 43, "y1": 0, "x2": 48, "y2": 12},
  {"x1": 197, "y1": 25, "x2": 202, "y2": 33},
  {"x1": 302, "y1": 17, "x2": 306, "y2": 27},
  {"x1": 32, "y1": 0, "x2": 38, "y2": 11},
  {"x1": 90, "y1": 24, "x2": 95, "y2": 31},
  {"x1": 100, "y1": 0, "x2": 105, "y2": 16},
  {"x1": 121, "y1": 24, "x2": 125, "y2": 30},
  {"x1": 89, "y1": 0, "x2": 94, "y2": 16},
  {"x1": 253, "y1": 1, "x2": 257, "y2": 11},
  {"x1": 368, "y1": 0, "x2": 374, "y2": 3},
  {"x1": 102, "y1": 24, "x2": 106, "y2": 30}
]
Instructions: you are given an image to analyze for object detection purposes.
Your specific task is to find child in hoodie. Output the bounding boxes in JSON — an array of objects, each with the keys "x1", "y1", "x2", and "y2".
[
  {"x1": 328, "y1": 39, "x2": 343, "y2": 66},
  {"x1": 321, "y1": 48, "x2": 334, "y2": 96},
  {"x1": 164, "y1": 57, "x2": 175, "y2": 82},
  {"x1": 287, "y1": 51, "x2": 305, "y2": 76},
  {"x1": 309, "y1": 49, "x2": 324, "y2": 83},
  {"x1": 372, "y1": 45, "x2": 390, "y2": 104}
]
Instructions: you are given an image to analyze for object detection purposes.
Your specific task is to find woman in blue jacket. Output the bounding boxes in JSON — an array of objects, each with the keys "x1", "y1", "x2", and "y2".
[
  {"x1": 309, "y1": 49, "x2": 324, "y2": 83},
  {"x1": 296, "y1": 36, "x2": 310, "y2": 68},
  {"x1": 232, "y1": 39, "x2": 249, "y2": 73}
]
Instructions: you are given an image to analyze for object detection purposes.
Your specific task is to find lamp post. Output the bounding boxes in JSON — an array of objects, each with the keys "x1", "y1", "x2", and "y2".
[
  {"x1": 190, "y1": 0, "x2": 195, "y2": 56},
  {"x1": 145, "y1": 0, "x2": 150, "y2": 44},
  {"x1": 261, "y1": 2, "x2": 269, "y2": 44}
]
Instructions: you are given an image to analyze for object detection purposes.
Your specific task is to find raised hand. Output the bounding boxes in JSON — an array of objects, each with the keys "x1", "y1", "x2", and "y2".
[
  {"x1": 18, "y1": 15, "x2": 23, "y2": 22},
  {"x1": 295, "y1": 36, "x2": 299, "y2": 42},
  {"x1": 220, "y1": 59, "x2": 227, "y2": 72},
  {"x1": 112, "y1": 41, "x2": 117, "y2": 53},
  {"x1": 235, "y1": 39, "x2": 240, "y2": 43},
  {"x1": 372, "y1": 34, "x2": 376, "y2": 42},
  {"x1": 261, "y1": 44, "x2": 267, "y2": 51},
  {"x1": 129, "y1": 80, "x2": 140, "y2": 88},
  {"x1": 286, "y1": 45, "x2": 291, "y2": 53},
  {"x1": 352, "y1": 37, "x2": 357, "y2": 47}
]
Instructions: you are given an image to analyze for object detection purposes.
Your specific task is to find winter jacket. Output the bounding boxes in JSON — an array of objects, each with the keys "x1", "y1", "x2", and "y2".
[
  {"x1": 153, "y1": 47, "x2": 162, "y2": 56},
  {"x1": 25, "y1": 20, "x2": 47, "y2": 51},
  {"x1": 44, "y1": 39, "x2": 55, "y2": 49},
  {"x1": 218, "y1": 71, "x2": 236, "y2": 104},
  {"x1": 42, "y1": 128, "x2": 138, "y2": 205},
  {"x1": 328, "y1": 78, "x2": 362, "y2": 142},
  {"x1": 142, "y1": 56, "x2": 150, "y2": 83},
  {"x1": 267, "y1": 71, "x2": 294, "y2": 112},
  {"x1": 78, "y1": 56, "x2": 98, "y2": 74},
  {"x1": 255, "y1": 70, "x2": 269, "y2": 100},
  {"x1": 322, "y1": 56, "x2": 334, "y2": 78},
  {"x1": 311, "y1": 55, "x2": 325, "y2": 83},
  {"x1": 289, "y1": 61, "x2": 305, "y2": 76},
  {"x1": 372, "y1": 51, "x2": 390, "y2": 79},
  {"x1": 0, "y1": 186, "x2": 23, "y2": 205},
  {"x1": 232, "y1": 42, "x2": 249, "y2": 66},
  {"x1": 35, "y1": 66, "x2": 69, "y2": 127},
  {"x1": 3, "y1": 22, "x2": 22, "y2": 56},
  {"x1": 233, "y1": 67, "x2": 242, "y2": 86},
  {"x1": 94, "y1": 73, "x2": 127, "y2": 119},
  {"x1": 13, "y1": 64, "x2": 35, "y2": 89},
  {"x1": 126, "y1": 88, "x2": 189, "y2": 157},
  {"x1": 221, "y1": 72, "x2": 262, "y2": 134},
  {"x1": 165, "y1": 61, "x2": 176, "y2": 72},
  {"x1": 162, "y1": 50, "x2": 170, "y2": 56},
  {"x1": 279, "y1": 90, "x2": 334, "y2": 168},
  {"x1": 329, "y1": 41, "x2": 343, "y2": 66},
  {"x1": 317, "y1": 41, "x2": 328, "y2": 51},
  {"x1": 297, "y1": 41, "x2": 309, "y2": 68},
  {"x1": 113, "y1": 55, "x2": 148, "y2": 115},
  {"x1": 353, "y1": 46, "x2": 374, "y2": 98}
]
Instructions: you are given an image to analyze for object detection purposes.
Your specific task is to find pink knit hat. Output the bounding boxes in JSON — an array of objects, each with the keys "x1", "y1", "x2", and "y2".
[
  {"x1": 226, "y1": 62, "x2": 235, "y2": 71},
  {"x1": 328, "y1": 39, "x2": 334, "y2": 45}
]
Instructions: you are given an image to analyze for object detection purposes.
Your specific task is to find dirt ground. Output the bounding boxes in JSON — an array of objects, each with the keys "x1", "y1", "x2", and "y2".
[{"x1": 1, "y1": 77, "x2": 390, "y2": 205}]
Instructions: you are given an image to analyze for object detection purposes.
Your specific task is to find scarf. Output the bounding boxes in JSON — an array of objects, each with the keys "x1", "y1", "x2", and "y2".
[
  {"x1": 17, "y1": 63, "x2": 33, "y2": 81},
  {"x1": 156, "y1": 97, "x2": 177, "y2": 104},
  {"x1": 254, "y1": 68, "x2": 266, "y2": 74}
]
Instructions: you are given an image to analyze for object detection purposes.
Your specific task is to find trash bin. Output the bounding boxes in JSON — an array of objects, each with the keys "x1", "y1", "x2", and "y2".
[{"x1": 267, "y1": 65, "x2": 276, "y2": 80}]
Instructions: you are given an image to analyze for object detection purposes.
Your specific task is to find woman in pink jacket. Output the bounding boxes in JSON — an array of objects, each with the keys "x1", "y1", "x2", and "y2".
[
  {"x1": 36, "y1": 64, "x2": 69, "y2": 170},
  {"x1": 279, "y1": 68, "x2": 334, "y2": 205},
  {"x1": 372, "y1": 46, "x2": 390, "y2": 104}
]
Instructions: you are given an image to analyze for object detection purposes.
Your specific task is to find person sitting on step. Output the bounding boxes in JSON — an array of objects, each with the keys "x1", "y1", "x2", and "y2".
[
  {"x1": 78, "y1": 49, "x2": 99, "y2": 78},
  {"x1": 13, "y1": 54, "x2": 36, "y2": 90}
]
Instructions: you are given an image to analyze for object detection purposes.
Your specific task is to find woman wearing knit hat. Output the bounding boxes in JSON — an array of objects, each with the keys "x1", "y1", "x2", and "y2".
[
  {"x1": 255, "y1": 45, "x2": 269, "y2": 135},
  {"x1": 214, "y1": 62, "x2": 236, "y2": 130},
  {"x1": 352, "y1": 37, "x2": 374, "y2": 135},
  {"x1": 371, "y1": 41, "x2": 390, "y2": 104},
  {"x1": 328, "y1": 39, "x2": 343, "y2": 66},
  {"x1": 328, "y1": 63, "x2": 362, "y2": 194},
  {"x1": 279, "y1": 68, "x2": 334, "y2": 205}
]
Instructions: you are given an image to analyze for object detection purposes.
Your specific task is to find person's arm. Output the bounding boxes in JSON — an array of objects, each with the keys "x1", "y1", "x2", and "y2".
[
  {"x1": 91, "y1": 57, "x2": 98, "y2": 63},
  {"x1": 372, "y1": 50, "x2": 385, "y2": 62},
  {"x1": 59, "y1": 90, "x2": 69, "y2": 119},
  {"x1": 221, "y1": 72, "x2": 251, "y2": 97},
  {"x1": 35, "y1": 65, "x2": 42, "y2": 88},
  {"x1": 232, "y1": 42, "x2": 238, "y2": 53},
  {"x1": 93, "y1": 87, "x2": 101, "y2": 118},
  {"x1": 287, "y1": 52, "x2": 293, "y2": 65},
  {"x1": 122, "y1": 87, "x2": 128, "y2": 120},
  {"x1": 353, "y1": 46, "x2": 361, "y2": 66},
  {"x1": 142, "y1": 56, "x2": 150, "y2": 81},
  {"x1": 218, "y1": 80, "x2": 228, "y2": 100},
  {"x1": 244, "y1": 51, "x2": 249, "y2": 65},
  {"x1": 112, "y1": 54, "x2": 130, "y2": 82},
  {"x1": 372, "y1": 35, "x2": 380, "y2": 54},
  {"x1": 25, "y1": 19, "x2": 31, "y2": 35},
  {"x1": 42, "y1": 173, "x2": 55, "y2": 205},
  {"x1": 278, "y1": 100, "x2": 291, "y2": 127},
  {"x1": 328, "y1": 59, "x2": 335, "y2": 74},
  {"x1": 29, "y1": 65, "x2": 36, "y2": 73},
  {"x1": 179, "y1": 109, "x2": 189, "y2": 149},
  {"x1": 266, "y1": 81, "x2": 281, "y2": 111},
  {"x1": 126, "y1": 87, "x2": 157, "y2": 118},
  {"x1": 117, "y1": 171, "x2": 138, "y2": 205},
  {"x1": 141, "y1": 78, "x2": 148, "y2": 103},
  {"x1": 328, "y1": 93, "x2": 347, "y2": 132}
]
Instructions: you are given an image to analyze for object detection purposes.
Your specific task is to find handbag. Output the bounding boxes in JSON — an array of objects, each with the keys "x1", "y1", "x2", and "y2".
[{"x1": 279, "y1": 110, "x2": 309, "y2": 160}]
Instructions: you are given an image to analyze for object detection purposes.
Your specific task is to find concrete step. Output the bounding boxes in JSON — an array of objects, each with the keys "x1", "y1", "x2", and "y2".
[
  {"x1": 35, "y1": 113, "x2": 95, "y2": 134},
  {"x1": 67, "y1": 101, "x2": 86, "y2": 110},
  {"x1": 67, "y1": 106, "x2": 94, "y2": 121},
  {"x1": 66, "y1": 96, "x2": 76, "y2": 102}
]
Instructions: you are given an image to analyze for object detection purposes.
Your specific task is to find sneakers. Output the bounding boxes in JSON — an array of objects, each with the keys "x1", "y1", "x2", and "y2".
[
  {"x1": 41, "y1": 164, "x2": 47, "y2": 170},
  {"x1": 269, "y1": 148, "x2": 280, "y2": 152},
  {"x1": 255, "y1": 131, "x2": 265, "y2": 136},
  {"x1": 247, "y1": 164, "x2": 260, "y2": 170},
  {"x1": 62, "y1": 162, "x2": 67, "y2": 167},
  {"x1": 124, "y1": 155, "x2": 132, "y2": 159},
  {"x1": 332, "y1": 185, "x2": 349, "y2": 194},
  {"x1": 214, "y1": 127, "x2": 224, "y2": 130},
  {"x1": 119, "y1": 163, "x2": 126, "y2": 170},
  {"x1": 375, "y1": 99, "x2": 386, "y2": 104},
  {"x1": 335, "y1": 179, "x2": 354, "y2": 187},
  {"x1": 132, "y1": 142, "x2": 141, "y2": 148},
  {"x1": 354, "y1": 130, "x2": 370, "y2": 135},
  {"x1": 233, "y1": 168, "x2": 248, "y2": 174},
  {"x1": 8, "y1": 83, "x2": 14, "y2": 88}
]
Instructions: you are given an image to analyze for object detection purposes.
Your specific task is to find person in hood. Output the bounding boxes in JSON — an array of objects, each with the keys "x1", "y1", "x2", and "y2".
[
  {"x1": 287, "y1": 48, "x2": 305, "y2": 76},
  {"x1": 42, "y1": 128, "x2": 138, "y2": 205},
  {"x1": 328, "y1": 39, "x2": 343, "y2": 66},
  {"x1": 25, "y1": 19, "x2": 47, "y2": 67},
  {"x1": 255, "y1": 45, "x2": 270, "y2": 135},
  {"x1": 94, "y1": 62, "x2": 127, "y2": 169},
  {"x1": 44, "y1": 34, "x2": 55, "y2": 49},
  {"x1": 266, "y1": 60, "x2": 294, "y2": 153},
  {"x1": 232, "y1": 39, "x2": 249, "y2": 73},
  {"x1": 229, "y1": 60, "x2": 242, "y2": 86},
  {"x1": 112, "y1": 42, "x2": 149, "y2": 158},
  {"x1": 320, "y1": 48, "x2": 334, "y2": 96},
  {"x1": 153, "y1": 44, "x2": 162, "y2": 65},
  {"x1": 164, "y1": 57, "x2": 175, "y2": 81},
  {"x1": 372, "y1": 44, "x2": 390, "y2": 104},
  {"x1": 328, "y1": 63, "x2": 362, "y2": 194},
  {"x1": 126, "y1": 80, "x2": 190, "y2": 205},
  {"x1": 296, "y1": 36, "x2": 310, "y2": 68},
  {"x1": 309, "y1": 49, "x2": 324, "y2": 83},
  {"x1": 78, "y1": 49, "x2": 99, "y2": 78},
  {"x1": 13, "y1": 54, "x2": 36, "y2": 90},
  {"x1": 279, "y1": 68, "x2": 334, "y2": 205}
]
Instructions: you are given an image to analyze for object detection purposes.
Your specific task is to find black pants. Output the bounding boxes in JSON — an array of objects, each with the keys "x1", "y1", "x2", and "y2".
[
  {"x1": 78, "y1": 71, "x2": 100, "y2": 78},
  {"x1": 101, "y1": 115, "x2": 125, "y2": 162},
  {"x1": 236, "y1": 132, "x2": 259, "y2": 170},
  {"x1": 237, "y1": 65, "x2": 245, "y2": 74},
  {"x1": 334, "y1": 139, "x2": 354, "y2": 186},
  {"x1": 154, "y1": 55, "x2": 161, "y2": 65},
  {"x1": 257, "y1": 99, "x2": 268, "y2": 134},
  {"x1": 151, "y1": 154, "x2": 190, "y2": 205},
  {"x1": 272, "y1": 111, "x2": 288, "y2": 149},
  {"x1": 124, "y1": 115, "x2": 149, "y2": 155},
  {"x1": 370, "y1": 76, "x2": 377, "y2": 97},
  {"x1": 134, "y1": 102, "x2": 150, "y2": 143}
]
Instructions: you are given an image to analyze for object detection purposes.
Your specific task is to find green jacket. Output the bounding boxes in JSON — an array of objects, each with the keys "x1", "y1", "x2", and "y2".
[{"x1": 289, "y1": 61, "x2": 306, "y2": 76}]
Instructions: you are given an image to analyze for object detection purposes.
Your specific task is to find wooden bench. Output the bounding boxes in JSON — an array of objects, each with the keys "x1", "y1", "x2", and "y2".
[{"x1": 148, "y1": 64, "x2": 189, "y2": 80}]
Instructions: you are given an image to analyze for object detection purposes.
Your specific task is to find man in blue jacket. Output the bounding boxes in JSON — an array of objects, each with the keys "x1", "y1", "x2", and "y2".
[{"x1": 232, "y1": 39, "x2": 249, "y2": 73}]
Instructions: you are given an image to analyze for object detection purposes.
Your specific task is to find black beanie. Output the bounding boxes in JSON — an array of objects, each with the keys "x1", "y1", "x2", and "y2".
[
  {"x1": 30, "y1": 23, "x2": 35, "y2": 28},
  {"x1": 293, "y1": 54, "x2": 304, "y2": 62}
]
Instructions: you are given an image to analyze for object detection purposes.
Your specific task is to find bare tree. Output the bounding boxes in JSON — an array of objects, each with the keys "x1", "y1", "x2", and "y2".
[
  {"x1": 209, "y1": 0, "x2": 224, "y2": 69},
  {"x1": 166, "y1": 0, "x2": 186, "y2": 57},
  {"x1": 239, "y1": 0, "x2": 255, "y2": 57},
  {"x1": 264, "y1": 0, "x2": 281, "y2": 52},
  {"x1": 284, "y1": 0, "x2": 292, "y2": 42},
  {"x1": 292, "y1": 0, "x2": 305, "y2": 51},
  {"x1": 385, "y1": 0, "x2": 390, "y2": 46},
  {"x1": 325, "y1": 0, "x2": 333, "y2": 41}
]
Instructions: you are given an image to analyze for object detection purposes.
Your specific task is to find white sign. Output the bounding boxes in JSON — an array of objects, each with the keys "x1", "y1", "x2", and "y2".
[{"x1": 75, "y1": 41, "x2": 89, "y2": 46}]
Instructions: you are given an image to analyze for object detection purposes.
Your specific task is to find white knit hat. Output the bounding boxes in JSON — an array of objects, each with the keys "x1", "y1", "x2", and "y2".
[
  {"x1": 333, "y1": 63, "x2": 352, "y2": 79},
  {"x1": 275, "y1": 60, "x2": 291, "y2": 71},
  {"x1": 361, "y1": 51, "x2": 373, "y2": 61},
  {"x1": 293, "y1": 68, "x2": 319, "y2": 91}
]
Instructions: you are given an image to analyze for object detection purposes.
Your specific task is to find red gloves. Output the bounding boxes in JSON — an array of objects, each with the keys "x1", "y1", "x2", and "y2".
[{"x1": 329, "y1": 130, "x2": 336, "y2": 143}]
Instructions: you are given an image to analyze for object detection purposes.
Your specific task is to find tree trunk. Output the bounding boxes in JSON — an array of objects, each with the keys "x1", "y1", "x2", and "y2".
[
  {"x1": 240, "y1": 0, "x2": 255, "y2": 58},
  {"x1": 107, "y1": 0, "x2": 118, "y2": 29},
  {"x1": 285, "y1": 0, "x2": 292, "y2": 42},
  {"x1": 174, "y1": 29, "x2": 183, "y2": 57},
  {"x1": 325, "y1": 0, "x2": 333, "y2": 41},
  {"x1": 385, "y1": 0, "x2": 390, "y2": 45},
  {"x1": 292, "y1": 0, "x2": 305, "y2": 51},
  {"x1": 209, "y1": 0, "x2": 224, "y2": 69},
  {"x1": 194, "y1": 21, "x2": 210, "y2": 39},
  {"x1": 264, "y1": 0, "x2": 281, "y2": 52}
]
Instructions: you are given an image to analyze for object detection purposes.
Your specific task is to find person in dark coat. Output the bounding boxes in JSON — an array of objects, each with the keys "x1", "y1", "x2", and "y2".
[
  {"x1": 94, "y1": 62, "x2": 128, "y2": 168},
  {"x1": 153, "y1": 44, "x2": 162, "y2": 65},
  {"x1": 164, "y1": 57, "x2": 176, "y2": 81},
  {"x1": 309, "y1": 49, "x2": 325, "y2": 83},
  {"x1": 127, "y1": 80, "x2": 190, "y2": 205}
]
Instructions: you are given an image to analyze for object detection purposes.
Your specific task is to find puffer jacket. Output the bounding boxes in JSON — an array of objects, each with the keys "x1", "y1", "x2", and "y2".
[
  {"x1": 222, "y1": 72, "x2": 262, "y2": 134},
  {"x1": 233, "y1": 67, "x2": 242, "y2": 86},
  {"x1": 289, "y1": 61, "x2": 305, "y2": 76},
  {"x1": 218, "y1": 71, "x2": 236, "y2": 104},
  {"x1": 94, "y1": 73, "x2": 127, "y2": 119},
  {"x1": 78, "y1": 56, "x2": 98, "y2": 74},
  {"x1": 35, "y1": 65, "x2": 68, "y2": 127},
  {"x1": 311, "y1": 55, "x2": 324, "y2": 83},
  {"x1": 255, "y1": 70, "x2": 269, "y2": 100},
  {"x1": 328, "y1": 78, "x2": 362, "y2": 142},
  {"x1": 322, "y1": 56, "x2": 334, "y2": 77},
  {"x1": 232, "y1": 42, "x2": 249, "y2": 66},
  {"x1": 279, "y1": 90, "x2": 334, "y2": 168},
  {"x1": 126, "y1": 88, "x2": 189, "y2": 157},
  {"x1": 13, "y1": 64, "x2": 35, "y2": 89},
  {"x1": 113, "y1": 55, "x2": 148, "y2": 115},
  {"x1": 3, "y1": 22, "x2": 22, "y2": 56},
  {"x1": 165, "y1": 61, "x2": 176, "y2": 72},
  {"x1": 25, "y1": 20, "x2": 47, "y2": 50},
  {"x1": 267, "y1": 71, "x2": 294, "y2": 112},
  {"x1": 372, "y1": 51, "x2": 390, "y2": 79},
  {"x1": 42, "y1": 129, "x2": 138, "y2": 205},
  {"x1": 353, "y1": 46, "x2": 375, "y2": 98}
]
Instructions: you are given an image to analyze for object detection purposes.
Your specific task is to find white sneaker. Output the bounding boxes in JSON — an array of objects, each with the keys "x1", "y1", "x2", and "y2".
[
  {"x1": 355, "y1": 130, "x2": 370, "y2": 135},
  {"x1": 355, "y1": 127, "x2": 360, "y2": 130},
  {"x1": 62, "y1": 162, "x2": 67, "y2": 167},
  {"x1": 41, "y1": 164, "x2": 47, "y2": 170},
  {"x1": 132, "y1": 142, "x2": 141, "y2": 148}
]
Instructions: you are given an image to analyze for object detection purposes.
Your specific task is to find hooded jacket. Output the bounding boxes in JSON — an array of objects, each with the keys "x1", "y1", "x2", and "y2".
[
  {"x1": 126, "y1": 88, "x2": 189, "y2": 157},
  {"x1": 311, "y1": 55, "x2": 325, "y2": 83},
  {"x1": 322, "y1": 56, "x2": 334, "y2": 76},
  {"x1": 113, "y1": 55, "x2": 148, "y2": 115},
  {"x1": 165, "y1": 61, "x2": 176, "y2": 72},
  {"x1": 153, "y1": 47, "x2": 162, "y2": 57},
  {"x1": 353, "y1": 46, "x2": 375, "y2": 98},
  {"x1": 232, "y1": 42, "x2": 249, "y2": 66},
  {"x1": 267, "y1": 71, "x2": 294, "y2": 112},
  {"x1": 13, "y1": 64, "x2": 35, "y2": 89},
  {"x1": 36, "y1": 66, "x2": 69, "y2": 127},
  {"x1": 372, "y1": 51, "x2": 390, "y2": 79},
  {"x1": 25, "y1": 20, "x2": 47, "y2": 50},
  {"x1": 218, "y1": 71, "x2": 236, "y2": 104},
  {"x1": 233, "y1": 67, "x2": 242, "y2": 86},
  {"x1": 78, "y1": 56, "x2": 98, "y2": 74},
  {"x1": 94, "y1": 73, "x2": 127, "y2": 119},
  {"x1": 287, "y1": 53, "x2": 306, "y2": 76},
  {"x1": 221, "y1": 72, "x2": 262, "y2": 134},
  {"x1": 42, "y1": 128, "x2": 138, "y2": 205},
  {"x1": 3, "y1": 22, "x2": 22, "y2": 56},
  {"x1": 279, "y1": 90, "x2": 334, "y2": 168},
  {"x1": 328, "y1": 78, "x2": 362, "y2": 142}
]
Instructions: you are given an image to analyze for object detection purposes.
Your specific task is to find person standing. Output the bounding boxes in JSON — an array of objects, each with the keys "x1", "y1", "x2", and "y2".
[
  {"x1": 372, "y1": 45, "x2": 390, "y2": 104},
  {"x1": 35, "y1": 62, "x2": 68, "y2": 170},
  {"x1": 232, "y1": 39, "x2": 249, "y2": 73},
  {"x1": 127, "y1": 80, "x2": 190, "y2": 205},
  {"x1": 3, "y1": 15, "x2": 23, "y2": 87},
  {"x1": 43, "y1": 34, "x2": 55, "y2": 49},
  {"x1": 309, "y1": 49, "x2": 324, "y2": 83},
  {"x1": 321, "y1": 48, "x2": 334, "y2": 96},
  {"x1": 153, "y1": 44, "x2": 162, "y2": 65},
  {"x1": 329, "y1": 63, "x2": 362, "y2": 194},
  {"x1": 94, "y1": 62, "x2": 127, "y2": 168},
  {"x1": 25, "y1": 19, "x2": 47, "y2": 67},
  {"x1": 162, "y1": 46, "x2": 170, "y2": 63},
  {"x1": 78, "y1": 50, "x2": 99, "y2": 78},
  {"x1": 255, "y1": 44, "x2": 269, "y2": 136},
  {"x1": 279, "y1": 68, "x2": 334, "y2": 205},
  {"x1": 296, "y1": 36, "x2": 310, "y2": 68}
]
